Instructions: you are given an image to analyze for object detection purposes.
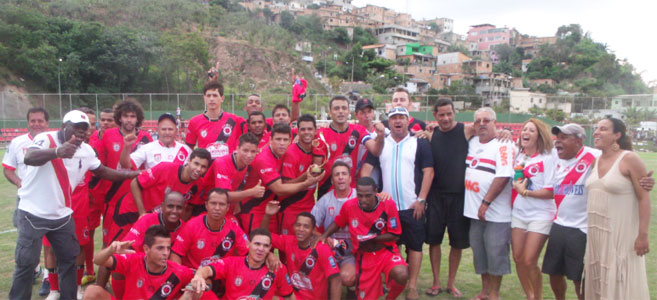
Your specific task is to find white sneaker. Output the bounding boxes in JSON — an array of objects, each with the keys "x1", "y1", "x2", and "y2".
[
  {"x1": 45, "y1": 290, "x2": 61, "y2": 300},
  {"x1": 77, "y1": 285, "x2": 83, "y2": 300}
]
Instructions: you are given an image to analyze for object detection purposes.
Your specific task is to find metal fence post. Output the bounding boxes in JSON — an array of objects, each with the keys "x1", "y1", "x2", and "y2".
[
  {"x1": 176, "y1": 94, "x2": 180, "y2": 115},
  {"x1": 69, "y1": 94, "x2": 72, "y2": 111},
  {"x1": 149, "y1": 94, "x2": 153, "y2": 120},
  {"x1": 59, "y1": 96, "x2": 63, "y2": 120},
  {"x1": 95, "y1": 94, "x2": 99, "y2": 117},
  {"x1": 42, "y1": 94, "x2": 45, "y2": 108},
  {"x1": 2, "y1": 92, "x2": 5, "y2": 128},
  {"x1": 231, "y1": 94, "x2": 234, "y2": 114}
]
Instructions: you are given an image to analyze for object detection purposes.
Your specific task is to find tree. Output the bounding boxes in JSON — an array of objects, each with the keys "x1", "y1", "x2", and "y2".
[
  {"x1": 447, "y1": 44, "x2": 469, "y2": 56},
  {"x1": 329, "y1": 27, "x2": 350, "y2": 45},
  {"x1": 352, "y1": 27, "x2": 377, "y2": 45},
  {"x1": 280, "y1": 11, "x2": 295, "y2": 31}
]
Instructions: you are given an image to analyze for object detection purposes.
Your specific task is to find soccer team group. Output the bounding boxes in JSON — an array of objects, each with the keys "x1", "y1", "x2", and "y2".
[{"x1": 4, "y1": 78, "x2": 653, "y2": 300}]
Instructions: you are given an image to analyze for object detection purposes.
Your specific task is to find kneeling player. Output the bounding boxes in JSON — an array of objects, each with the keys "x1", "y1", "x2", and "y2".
[
  {"x1": 262, "y1": 203, "x2": 341, "y2": 300},
  {"x1": 84, "y1": 225, "x2": 194, "y2": 300},
  {"x1": 123, "y1": 191, "x2": 187, "y2": 252},
  {"x1": 184, "y1": 228, "x2": 294, "y2": 300},
  {"x1": 318, "y1": 177, "x2": 409, "y2": 300}
]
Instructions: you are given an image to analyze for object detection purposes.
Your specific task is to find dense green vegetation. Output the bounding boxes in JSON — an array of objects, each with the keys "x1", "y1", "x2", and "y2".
[{"x1": 492, "y1": 24, "x2": 648, "y2": 96}]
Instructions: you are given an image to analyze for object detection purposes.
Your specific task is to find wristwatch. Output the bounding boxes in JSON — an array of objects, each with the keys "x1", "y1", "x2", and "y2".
[
  {"x1": 481, "y1": 199, "x2": 492, "y2": 206},
  {"x1": 417, "y1": 198, "x2": 426, "y2": 205}
]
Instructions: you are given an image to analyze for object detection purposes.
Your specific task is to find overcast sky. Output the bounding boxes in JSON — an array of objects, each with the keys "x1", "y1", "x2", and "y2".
[{"x1": 352, "y1": 0, "x2": 656, "y2": 88}]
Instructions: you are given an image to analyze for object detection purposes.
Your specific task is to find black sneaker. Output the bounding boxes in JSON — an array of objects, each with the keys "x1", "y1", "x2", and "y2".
[
  {"x1": 33, "y1": 266, "x2": 43, "y2": 284},
  {"x1": 39, "y1": 278, "x2": 50, "y2": 297}
]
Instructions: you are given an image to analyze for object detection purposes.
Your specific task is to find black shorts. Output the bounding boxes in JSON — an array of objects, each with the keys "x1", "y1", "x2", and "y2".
[
  {"x1": 397, "y1": 209, "x2": 425, "y2": 252},
  {"x1": 425, "y1": 191, "x2": 470, "y2": 249},
  {"x1": 541, "y1": 223, "x2": 586, "y2": 281}
]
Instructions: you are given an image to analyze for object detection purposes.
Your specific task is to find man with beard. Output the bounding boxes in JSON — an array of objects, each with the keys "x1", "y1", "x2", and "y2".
[{"x1": 83, "y1": 226, "x2": 194, "y2": 300}]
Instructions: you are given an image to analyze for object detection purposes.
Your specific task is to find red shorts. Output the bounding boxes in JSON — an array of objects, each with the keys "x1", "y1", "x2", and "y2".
[
  {"x1": 239, "y1": 211, "x2": 278, "y2": 234},
  {"x1": 355, "y1": 247, "x2": 407, "y2": 300},
  {"x1": 102, "y1": 201, "x2": 116, "y2": 245},
  {"x1": 74, "y1": 217, "x2": 91, "y2": 246}
]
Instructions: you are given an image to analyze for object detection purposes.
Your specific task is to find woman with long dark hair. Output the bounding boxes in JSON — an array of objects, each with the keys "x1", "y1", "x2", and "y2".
[{"x1": 584, "y1": 117, "x2": 650, "y2": 299}]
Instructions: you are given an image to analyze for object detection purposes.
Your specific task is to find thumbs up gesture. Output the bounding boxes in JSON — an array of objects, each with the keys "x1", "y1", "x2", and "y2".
[
  {"x1": 250, "y1": 179, "x2": 265, "y2": 198},
  {"x1": 56, "y1": 134, "x2": 80, "y2": 159}
]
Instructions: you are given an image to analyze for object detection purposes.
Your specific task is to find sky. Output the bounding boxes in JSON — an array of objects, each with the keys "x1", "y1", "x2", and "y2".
[{"x1": 352, "y1": 0, "x2": 656, "y2": 88}]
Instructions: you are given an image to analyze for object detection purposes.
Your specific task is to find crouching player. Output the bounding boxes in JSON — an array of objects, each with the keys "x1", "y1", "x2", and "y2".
[
  {"x1": 123, "y1": 191, "x2": 187, "y2": 252},
  {"x1": 318, "y1": 177, "x2": 409, "y2": 300},
  {"x1": 261, "y1": 201, "x2": 341, "y2": 300},
  {"x1": 182, "y1": 228, "x2": 295, "y2": 300},
  {"x1": 83, "y1": 225, "x2": 194, "y2": 300}
]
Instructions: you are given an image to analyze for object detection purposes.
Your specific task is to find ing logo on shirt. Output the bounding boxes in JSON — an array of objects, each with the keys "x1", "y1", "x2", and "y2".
[
  {"x1": 465, "y1": 180, "x2": 480, "y2": 193},
  {"x1": 499, "y1": 146, "x2": 508, "y2": 166}
]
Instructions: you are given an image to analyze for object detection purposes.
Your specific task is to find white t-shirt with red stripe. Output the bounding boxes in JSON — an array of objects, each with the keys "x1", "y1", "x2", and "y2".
[
  {"x1": 464, "y1": 137, "x2": 515, "y2": 223},
  {"x1": 549, "y1": 146, "x2": 600, "y2": 233},
  {"x1": 130, "y1": 140, "x2": 191, "y2": 170},
  {"x1": 1, "y1": 133, "x2": 34, "y2": 180},
  {"x1": 511, "y1": 152, "x2": 556, "y2": 222},
  {"x1": 17, "y1": 131, "x2": 101, "y2": 219}
]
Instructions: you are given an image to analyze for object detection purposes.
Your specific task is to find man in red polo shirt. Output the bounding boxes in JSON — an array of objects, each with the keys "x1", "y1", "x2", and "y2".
[
  {"x1": 318, "y1": 177, "x2": 409, "y2": 300},
  {"x1": 184, "y1": 228, "x2": 294, "y2": 300},
  {"x1": 239, "y1": 123, "x2": 323, "y2": 233},
  {"x1": 261, "y1": 202, "x2": 341, "y2": 300},
  {"x1": 83, "y1": 225, "x2": 194, "y2": 300},
  {"x1": 185, "y1": 80, "x2": 244, "y2": 159}
]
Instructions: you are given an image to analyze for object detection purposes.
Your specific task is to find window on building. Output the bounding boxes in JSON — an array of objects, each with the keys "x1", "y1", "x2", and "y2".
[
  {"x1": 539, "y1": 99, "x2": 542, "y2": 103},
  {"x1": 531, "y1": 98, "x2": 534, "y2": 103}
]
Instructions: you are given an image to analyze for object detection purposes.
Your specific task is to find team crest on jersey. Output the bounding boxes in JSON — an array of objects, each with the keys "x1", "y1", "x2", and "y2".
[
  {"x1": 291, "y1": 253, "x2": 295, "y2": 262},
  {"x1": 331, "y1": 143, "x2": 337, "y2": 151},
  {"x1": 299, "y1": 164, "x2": 305, "y2": 172},
  {"x1": 197, "y1": 239, "x2": 205, "y2": 249},
  {"x1": 262, "y1": 275, "x2": 273, "y2": 290},
  {"x1": 177, "y1": 152, "x2": 186, "y2": 162},
  {"x1": 351, "y1": 219, "x2": 358, "y2": 228},
  {"x1": 22, "y1": 147, "x2": 27, "y2": 154},
  {"x1": 83, "y1": 229, "x2": 89, "y2": 239},
  {"x1": 374, "y1": 218, "x2": 386, "y2": 230},
  {"x1": 222, "y1": 124, "x2": 233, "y2": 136},
  {"x1": 164, "y1": 187, "x2": 172, "y2": 194},
  {"x1": 160, "y1": 281, "x2": 173, "y2": 297},
  {"x1": 201, "y1": 130, "x2": 207, "y2": 138},
  {"x1": 328, "y1": 207, "x2": 335, "y2": 216},
  {"x1": 222, "y1": 238, "x2": 233, "y2": 251},
  {"x1": 154, "y1": 154, "x2": 161, "y2": 162},
  {"x1": 235, "y1": 276, "x2": 243, "y2": 287},
  {"x1": 113, "y1": 143, "x2": 120, "y2": 152},
  {"x1": 282, "y1": 229, "x2": 288, "y2": 235},
  {"x1": 390, "y1": 217, "x2": 398, "y2": 229},
  {"x1": 575, "y1": 162, "x2": 587, "y2": 173},
  {"x1": 391, "y1": 255, "x2": 402, "y2": 262},
  {"x1": 528, "y1": 165, "x2": 540, "y2": 176},
  {"x1": 305, "y1": 256, "x2": 316, "y2": 268},
  {"x1": 348, "y1": 136, "x2": 357, "y2": 148},
  {"x1": 136, "y1": 278, "x2": 144, "y2": 288},
  {"x1": 470, "y1": 158, "x2": 479, "y2": 168},
  {"x1": 360, "y1": 291, "x2": 366, "y2": 299}
]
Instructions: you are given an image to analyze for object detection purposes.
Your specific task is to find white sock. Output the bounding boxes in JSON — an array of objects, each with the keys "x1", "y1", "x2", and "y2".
[{"x1": 44, "y1": 268, "x2": 49, "y2": 279}]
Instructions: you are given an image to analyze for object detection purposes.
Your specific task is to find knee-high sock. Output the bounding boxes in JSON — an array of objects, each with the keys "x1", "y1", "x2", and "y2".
[
  {"x1": 112, "y1": 277, "x2": 126, "y2": 299},
  {"x1": 48, "y1": 269, "x2": 59, "y2": 291},
  {"x1": 77, "y1": 265, "x2": 84, "y2": 285},
  {"x1": 385, "y1": 279, "x2": 405, "y2": 300},
  {"x1": 84, "y1": 243, "x2": 95, "y2": 275}
]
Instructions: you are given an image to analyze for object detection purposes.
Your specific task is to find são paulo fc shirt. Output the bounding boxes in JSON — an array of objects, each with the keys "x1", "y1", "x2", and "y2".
[
  {"x1": 512, "y1": 152, "x2": 556, "y2": 222},
  {"x1": 209, "y1": 256, "x2": 294, "y2": 300},
  {"x1": 240, "y1": 147, "x2": 284, "y2": 215},
  {"x1": 333, "y1": 197, "x2": 401, "y2": 252},
  {"x1": 463, "y1": 137, "x2": 515, "y2": 223},
  {"x1": 2, "y1": 133, "x2": 34, "y2": 180},
  {"x1": 271, "y1": 234, "x2": 339, "y2": 300},
  {"x1": 172, "y1": 214, "x2": 249, "y2": 268},
  {"x1": 130, "y1": 140, "x2": 191, "y2": 169},
  {"x1": 110, "y1": 252, "x2": 193, "y2": 300},
  {"x1": 119, "y1": 162, "x2": 199, "y2": 214},
  {"x1": 123, "y1": 212, "x2": 185, "y2": 252},
  {"x1": 549, "y1": 146, "x2": 600, "y2": 233},
  {"x1": 313, "y1": 124, "x2": 369, "y2": 197},
  {"x1": 280, "y1": 143, "x2": 316, "y2": 214},
  {"x1": 185, "y1": 112, "x2": 244, "y2": 158}
]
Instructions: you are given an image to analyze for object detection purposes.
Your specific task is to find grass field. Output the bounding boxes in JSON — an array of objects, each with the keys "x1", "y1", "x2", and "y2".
[{"x1": 0, "y1": 151, "x2": 655, "y2": 299}]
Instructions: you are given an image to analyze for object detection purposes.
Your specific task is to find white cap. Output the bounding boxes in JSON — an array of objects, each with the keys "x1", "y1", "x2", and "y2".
[{"x1": 63, "y1": 110, "x2": 91, "y2": 126}]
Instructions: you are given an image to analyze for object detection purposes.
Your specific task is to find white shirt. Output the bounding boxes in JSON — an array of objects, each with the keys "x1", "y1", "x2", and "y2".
[
  {"x1": 130, "y1": 140, "x2": 191, "y2": 170},
  {"x1": 549, "y1": 146, "x2": 600, "y2": 233},
  {"x1": 512, "y1": 152, "x2": 556, "y2": 222},
  {"x1": 464, "y1": 137, "x2": 515, "y2": 223},
  {"x1": 312, "y1": 188, "x2": 355, "y2": 242},
  {"x1": 2, "y1": 133, "x2": 34, "y2": 180},
  {"x1": 17, "y1": 131, "x2": 101, "y2": 219},
  {"x1": 378, "y1": 133, "x2": 433, "y2": 211}
]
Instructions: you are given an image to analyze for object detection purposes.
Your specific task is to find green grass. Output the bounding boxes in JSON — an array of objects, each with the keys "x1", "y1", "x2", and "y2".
[{"x1": 0, "y1": 151, "x2": 655, "y2": 299}]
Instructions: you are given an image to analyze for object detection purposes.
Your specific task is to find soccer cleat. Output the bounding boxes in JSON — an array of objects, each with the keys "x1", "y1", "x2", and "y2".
[
  {"x1": 81, "y1": 274, "x2": 96, "y2": 286},
  {"x1": 39, "y1": 278, "x2": 50, "y2": 297},
  {"x1": 45, "y1": 290, "x2": 61, "y2": 300}
]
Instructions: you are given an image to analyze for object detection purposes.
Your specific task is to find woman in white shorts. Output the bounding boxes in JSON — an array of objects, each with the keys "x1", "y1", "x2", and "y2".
[{"x1": 511, "y1": 118, "x2": 556, "y2": 300}]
